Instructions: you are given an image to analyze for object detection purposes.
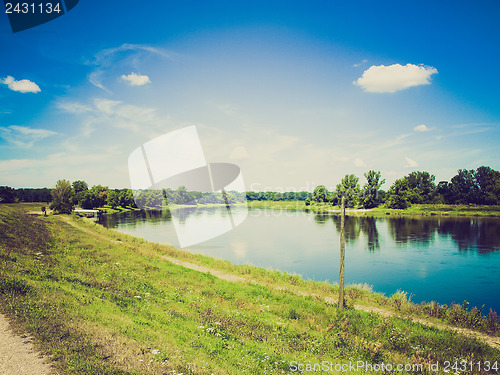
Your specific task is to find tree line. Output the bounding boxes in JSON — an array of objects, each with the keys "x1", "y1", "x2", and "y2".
[
  {"x1": 1, "y1": 165, "x2": 499, "y2": 212},
  {"x1": 308, "y1": 166, "x2": 500, "y2": 209}
]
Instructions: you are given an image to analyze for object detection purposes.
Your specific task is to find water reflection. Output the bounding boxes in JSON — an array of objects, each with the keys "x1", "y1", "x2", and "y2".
[
  {"x1": 100, "y1": 209, "x2": 172, "y2": 228},
  {"x1": 438, "y1": 218, "x2": 500, "y2": 253},
  {"x1": 386, "y1": 217, "x2": 439, "y2": 246},
  {"x1": 330, "y1": 215, "x2": 380, "y2": 252}
]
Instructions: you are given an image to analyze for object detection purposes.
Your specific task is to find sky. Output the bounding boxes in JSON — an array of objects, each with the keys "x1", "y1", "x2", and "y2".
[{"x1": 1, "y1": 0, "x2": 499, "y2": 191}]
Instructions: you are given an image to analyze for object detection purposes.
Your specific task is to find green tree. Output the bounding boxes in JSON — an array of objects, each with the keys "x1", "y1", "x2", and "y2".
[
  {"x1": 403, "y1": 171, "x2": 437, "y2": 204},
  {"x1": 361, "y1": 170, "x2": 385, "y2": 208},
  {"x1": 79, "y1": 190, "x2": 98, "y2": 209},
  {"x1": 72, "y1": 180, "x2": 88, "y2": 194},
  {"x1": 313, "y1": 185, "x2": 328, "y2": 203},
  {"x1": 119, "y1": 189, "x2": 136, "y2": 208},
  {"x1": 0, "y1": 186, "x2": 17, "y2": 203},
  {"x1": 475, "y1": 166, "x2": 500, "y2": 205},
  {"x1": 72, "y1": 180, "x2": 89, "y2": 206},
  {"x1": 107, "y1": 190, "x2": 120, "y2": 209},
  {"x1": 173, "y1": 186, "x2": 190, "y2": 204},
  {"x1": 436, "y1": 181, "x2": 453, "y2": 204},
  {"x1": 90, "y1": 185, "x2": 109, "y2": 207},
  {"x1": 386, "y1": 178, "x2": 411, "y2": 209},
  {"x1": 336, "y1": 174, "x2": 360, "y2": 207},
  {"x1": 449, "y1": 169, "x2": 480, "y2": 204},
  {"x1": 327, "y1": 190, "x2": 338, "y2": 206},
  {"x1": 50, "y1": 179, "x2": 74, "y2": 214}
]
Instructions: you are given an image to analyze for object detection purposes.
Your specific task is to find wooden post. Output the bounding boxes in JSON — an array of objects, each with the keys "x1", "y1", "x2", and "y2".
[{"x1": 339, "y1": 196, "x2": 346, "y2": 309}]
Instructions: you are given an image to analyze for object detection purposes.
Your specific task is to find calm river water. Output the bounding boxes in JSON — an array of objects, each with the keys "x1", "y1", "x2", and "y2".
[{"x1": 99, "y1": 207, "x2": 500, "y2": 313}]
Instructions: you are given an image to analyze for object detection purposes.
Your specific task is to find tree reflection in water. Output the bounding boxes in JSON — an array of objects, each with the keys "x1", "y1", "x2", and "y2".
[{"x1": 326, "y1": 214, "x2": 500, "y2": 254}]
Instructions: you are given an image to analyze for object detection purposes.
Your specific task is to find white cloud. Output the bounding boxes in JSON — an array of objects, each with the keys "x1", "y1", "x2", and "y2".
[
  {"x1": 1, "y1": 76, "x2": 41, "y2": 93},
  {"x1": 57, "y1": 98, "x2": 165, "y2": 137},
  {"x1": 404, "y1": 156, "x2": 419, "y2": 168},
  {"x1": 89, "y1": 43, "x2": 174, "y2": 92},
  {"x1": 354, "y1": 158, "x2": 368, "y2": 167},
  {"x1": 57, "y1": 102, "x2": 92, "y2": 114},
  {"x1": 353, "y1": 64, "x2": 438, "y2": 93},
  {"x1": 121, "y1": 72, "x2": 151, "y2": 86},
  {"x1": 414, "y1": 124, "x2": 430, "y2": 132},
  {"x1": 353, "y1": 59, "x2": 368, "y2": 68},
  {"x1": 0, "y1": 125, "x2": 57, "y2": 148},
  {"x1": 229, "y1": 145, "x2": 250, "y2": 160}
]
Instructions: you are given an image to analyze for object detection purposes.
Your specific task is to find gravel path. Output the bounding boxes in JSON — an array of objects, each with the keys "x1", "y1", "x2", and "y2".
[{"x1": 0, "y1": 313, "x2": 54, "y2": 375}]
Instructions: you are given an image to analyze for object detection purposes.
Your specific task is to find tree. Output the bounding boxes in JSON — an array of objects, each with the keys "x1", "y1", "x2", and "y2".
[
  {"x1": 91, "y1": 185, "x2": 109, "y2": 207},
  {"x1": 72, "y1": 180, "x2": 89, "y2": 206},
  {"x1": 50, "y1": 179, "x2": 74, "y2": 214},
  {"x1": 449, "y1": 169, "x2": 480, "y2": 204},
  {"x1": 386, "y1": 178, "x2": 411, "y2": 209},
  {"x1": 107, "y1": 190, "x2": 120, "y2": 209},
  {"x1": 72, "y1": 180, "x2": 88, "y2": 194},
  {"x1": 0, "y1": 186, "x2": 17, "y2": 203},
  {"x1": 475, "y1": 166, "x2": 500, "y2": 205},
  {"x1": 79, "y1": 190, "x2": 98, "y2": 209},
  {"x1": 403, "y1": 171, "x2": 436, "y2": 204},
  {"x1": 313, "y1": 185, "x2": 328, "y2": 203},
  {"x1": 336, "y1": 174, "x2": 360, "y2": 207},
  {"x1": 119, "y1": 189, "x2": 136, "y2": 208},
  {"x1": 361, "y1": 170, "x2": 385, "y2": 208},
  {"x1": 436, "y1": 181, "x2": 453, "y2": 204}
]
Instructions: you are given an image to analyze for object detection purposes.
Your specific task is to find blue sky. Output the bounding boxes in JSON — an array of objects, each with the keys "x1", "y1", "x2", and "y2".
[{"x1": 1, "y1": 0, "x2": 499, "y2": 190}]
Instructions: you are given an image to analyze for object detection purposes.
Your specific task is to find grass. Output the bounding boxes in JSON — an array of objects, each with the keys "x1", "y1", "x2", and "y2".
[
  {"x1": 367, "y1": 204, "x2": 500, "y2": 217},
  {"x1": 0, "y1": 203, "x2": 499, "y2": 374},
  {"x1": 247, "y1": 201, "x2": 500, "y2": 217}
]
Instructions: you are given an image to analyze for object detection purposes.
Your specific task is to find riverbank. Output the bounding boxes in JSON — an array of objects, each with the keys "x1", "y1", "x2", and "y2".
[
  {"x1": 94, "y1": 200, "x2": 500, "y2": 218},
  {"x1": 1, "y1": 203, "x2": 499, "y2": 374},
  {"x1": 246, "y1": 201, "x2": 500, "y2": 217}
]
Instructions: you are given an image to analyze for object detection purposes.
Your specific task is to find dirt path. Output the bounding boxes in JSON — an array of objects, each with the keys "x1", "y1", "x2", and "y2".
[
  {"x1": 0, "y1": 313, "x2": 54, "y2": 375},
  {"x1": 58, "y1": 216, "x2": 500, "y2": 351}
]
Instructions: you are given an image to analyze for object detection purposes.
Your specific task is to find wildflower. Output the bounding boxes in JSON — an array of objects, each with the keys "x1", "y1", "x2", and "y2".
[{"x1": 152, "y1": 349, "x2": 160, "y2": 355}]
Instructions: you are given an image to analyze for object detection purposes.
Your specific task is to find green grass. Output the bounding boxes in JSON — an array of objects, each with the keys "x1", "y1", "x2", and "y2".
[
  {"x1": 366, "y1": 204, "x2": 500, "y2": 217},
  {"x1": 247, "y1": 201, "x2": 500, "y2": 217},
  {"x1": 0, "y1": 203, "x2": 499, "y2": 374}
]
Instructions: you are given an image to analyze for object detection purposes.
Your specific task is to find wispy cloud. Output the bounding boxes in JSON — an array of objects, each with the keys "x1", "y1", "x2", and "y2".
[
  {"x1": 88, "y1": 43, "x2": 174, "y2": 92},
  {"x1": 1, "y1": 76, "x2": 41, "y2": 93},
  {"x1": 353, "y1": 63, "x2": 438, "y2": 93},
  {"x1": 57, "y1": 97, "x2": 166, "y2": 136},
  {"x1": 0, "y1": 125, "x2": 57, "y2": 148},
  {"x1": 353, "y1": 59, "x2": 368, "y2": 68},
  {"x1": 57, "y1": 101, "x2": 92, "y2": 114},
  {"x1": 435, "y1": 123, "x2": 493, "y2": 140},
  {"x1": 121, "y1": 72, "x2": 151, "y2": 86},
  {"x1": 229, "y1": 145, "x2": 249, "y2": 160},
  {"x1": 404, "y1": 156, "x2": 418, "y2": 168},
  {"x1": 414, "y1": 124, "x2": 430, "y2": 132}
]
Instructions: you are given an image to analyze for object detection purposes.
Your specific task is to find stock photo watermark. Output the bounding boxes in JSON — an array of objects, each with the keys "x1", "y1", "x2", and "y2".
[
  {"x1": 128, "y1": 125, "x2": 248, "y2": 247},
  {"x1": 289, "y1": 360, "x2": 499, "y2": 373},
  {"x1": 3, "y1": 0, "x2": 80, "y2": 32}
]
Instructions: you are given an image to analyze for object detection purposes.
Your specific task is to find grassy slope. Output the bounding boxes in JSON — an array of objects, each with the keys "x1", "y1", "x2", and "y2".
[{"x1": 0, "y1": 203, "x2": 499, "y2": 374}]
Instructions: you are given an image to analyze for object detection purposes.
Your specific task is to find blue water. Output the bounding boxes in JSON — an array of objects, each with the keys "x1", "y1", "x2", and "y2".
[{"x1": 99, "y1": 207, "x2": 500, "y2": 314}]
